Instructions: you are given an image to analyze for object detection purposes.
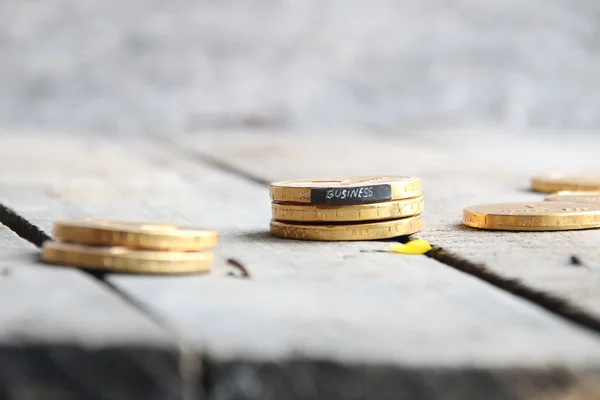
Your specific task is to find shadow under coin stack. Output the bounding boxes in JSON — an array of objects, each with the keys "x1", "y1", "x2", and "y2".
[
  {"x1": 41, "y1": 220, "x2": 219, "y2": 274},
  {"x1": 269, "y1": 176, "x2": 424, "y2": 241}
]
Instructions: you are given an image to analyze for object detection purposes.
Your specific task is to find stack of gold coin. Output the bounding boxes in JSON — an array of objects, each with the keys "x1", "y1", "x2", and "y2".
[
  {"x1": 41, "y1": 220, "x2": 219, "y2": 274},
  {"x1": 269, "y1": 176, "x2": 424, "y2": 241}
]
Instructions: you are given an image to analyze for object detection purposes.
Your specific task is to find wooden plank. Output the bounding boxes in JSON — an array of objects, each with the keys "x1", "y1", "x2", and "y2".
[
  {"x1": 4, "y1": 131, "x2": 600, "y2": 398},
  {"x1": 203, "y1": 361, "x2": 600, "y2": 400},
  {"x1": 181, "y1": 129, "x2": 600, "y2": 319},
  {"x1": 0, "y1": 220, "x2": 181, "y2": 399}
]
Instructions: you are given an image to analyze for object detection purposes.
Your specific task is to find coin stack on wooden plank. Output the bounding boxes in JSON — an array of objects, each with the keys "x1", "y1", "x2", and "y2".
[
  {"x1": 269, "y1": 176, "x2": 424, "y2": 240},
  {"x1": 462, "y1": 173, "x2": 600, "y2": 231},
  {"x1": 41, "y1": 219, "x2": 219, "y2": 274}
]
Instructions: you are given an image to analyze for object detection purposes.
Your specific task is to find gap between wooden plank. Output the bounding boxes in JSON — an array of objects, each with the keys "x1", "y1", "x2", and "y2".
[
  {"x1": 154, "y1": 132, "x2": 600, "y2": 337},
  {"x1": 425, "y1": 246, "x2": 600, "y2": 333},
  {"x1": 0, "y1": 221, "x2": 186, "y2": 399},
  {"x1": 0, "y1": 200, "x2": 189, "y2": 349},
  {"x1": 0, "y1": 202, "x2": 203, "y2": 400},
  {"x1": 5, "y1": 132, "x2": 600, "y2": 398}
]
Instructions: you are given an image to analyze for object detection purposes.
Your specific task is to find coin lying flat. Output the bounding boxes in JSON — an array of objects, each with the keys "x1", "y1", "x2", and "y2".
[
  {"x1": 272, "y1": 196, "x2": 424, "y2": 222},
  {"x1": 41, "y1": 241, "x2": 213, "y2": 274},
  {"x1": 545, "y1": 191, "x2": 600, "y2": 204},
  {"x1": 463, "y1": 202, "x2": 600, "y2": 231},
  {"x1": 270, "y1": 215, "x2": 422, "y2": 241},
  {"x1": 53, "y1": 219, "x2": 219, "y2": 251},
  {"x1": 269, "y1": 176, "x2": 422, "y2": 205},
  {"x1": 531, "y1": 173, "x2": 600, "y2": 193}
]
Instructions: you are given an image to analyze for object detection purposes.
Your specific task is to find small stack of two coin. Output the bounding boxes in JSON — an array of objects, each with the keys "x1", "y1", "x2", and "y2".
[
  {"x1": 269, "y1": 176, "x2": 424, "y2": 241},
  {"x1": 42, "y1": 220, "x2": 219, "y2": 274}
]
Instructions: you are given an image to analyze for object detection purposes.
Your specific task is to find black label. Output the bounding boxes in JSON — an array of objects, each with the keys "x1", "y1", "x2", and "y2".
[{"x1": 310, "y1": 184, "x2": 392, "y2": 205}]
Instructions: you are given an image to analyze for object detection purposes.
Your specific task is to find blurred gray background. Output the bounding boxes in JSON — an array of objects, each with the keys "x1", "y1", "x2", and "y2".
[{"x1": 1, "y1": 0, "x2": 599, "y2": 134}]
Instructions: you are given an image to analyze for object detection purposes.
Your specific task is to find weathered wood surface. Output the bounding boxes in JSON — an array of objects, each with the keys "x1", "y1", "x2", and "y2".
[
  {"x1": 0, "y1": 212, "x2": 182, "y2": 399},
  {"x1": 181, "y1": 129, "x2": 600, "y2": 320},
  {"x1": 3, "y1": 131, "x2": 600, "y2": 398}
]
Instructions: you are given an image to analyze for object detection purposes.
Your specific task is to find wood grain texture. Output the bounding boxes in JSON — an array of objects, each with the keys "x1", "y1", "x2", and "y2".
[
  {"x1": 181, "y1": 129, "x2": 600, "y2": 319},
  {"x1": 0, "y1": 223, "x2": 182, "y2": 399},
  {"x1": 4, "y1": 131, "x2": 600, "y2": 397}
]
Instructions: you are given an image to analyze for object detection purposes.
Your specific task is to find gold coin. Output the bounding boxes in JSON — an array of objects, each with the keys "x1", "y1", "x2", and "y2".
[
  {"x1": 269, "y1": 176, "x2": 422, "y2": 204},
  {"x1": 53, "y1": 219, "x2": 219, "y2": 251},
  {"x1": 41, "y1": 241, "x2": 213, "y2": 274},
  {"x1": 269, "y1": 215, "x2": 422, "y2": 241},
  {"x1": 531, "y1": 173, "x2": 600, "y2": 193},
  {"x1": 463, "y1": 202, "x2": 600, "y2": 231},
  {"x1": 544, "y1": 191, "x2": 600, "y2": 204},
  {"x1": 272, "y1": 196, "x2": 424, "y2": 222}
]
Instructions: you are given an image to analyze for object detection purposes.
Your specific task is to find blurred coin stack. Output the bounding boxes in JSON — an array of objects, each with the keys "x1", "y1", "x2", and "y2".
[
  {"x1": 535, "y1": 173, "x2": 600, "y2": 206},
  {"x1": 268, "y1": 176, "x2": 424, "y2": 241},
  {"x1": 41, "y1": 219, "x2": 219, "y2": 274},
  {"x1": 531, "y1": 173, "x2": 600, "y2": 195}
]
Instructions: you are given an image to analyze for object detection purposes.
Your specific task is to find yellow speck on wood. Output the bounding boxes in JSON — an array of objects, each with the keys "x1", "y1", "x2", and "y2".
[{"x1": 390, "y1": 239, "x2": 432, "y2": 255}]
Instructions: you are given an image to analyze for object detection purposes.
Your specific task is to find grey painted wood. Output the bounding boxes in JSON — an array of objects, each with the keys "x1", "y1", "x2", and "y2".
[
  {"x1": 180, "y1": 129, "x2": 600, "y2": 320},
  {"x1": 5, "y1": 132, "x2": 600, "y2": 397},
  {"x1": 0, "y1": 235, "x2": 170, "y2": 346},
  {"x1": 0, "y1": 221, "x2": 182, "y2": 399},
  {"x1": 2, "y1": 1, "x2": 600, "y2": 133},
  {"x1": 204, "y1": 361, "x2": 600, "y2": 400}
]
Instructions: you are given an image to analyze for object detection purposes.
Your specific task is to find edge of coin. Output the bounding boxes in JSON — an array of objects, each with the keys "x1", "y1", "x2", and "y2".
[
  {"x1": 269, "y1": 215, "x2": 423, "y2": 241},
  {"x1": 53, "y1": 220, "x2": 219, "y2": 251},
  {"x1": 269, "y1": 177, "x2": 423, "y2": 204},
  {"x1": 271, "y1": 196, "x2": 424, "y2": 222},
  {"x1": 462, "y1": 202, "x2": 600, "y2": 231},
  {"x1": 531, "y1": 175, "x2": 600, "y2": 194},
  {"x1": 544, "y1": 190, "x2": 600, "y2": 203},
  {"x1": 41, "y1": 241, "x2": 214, "y2": 274}
]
